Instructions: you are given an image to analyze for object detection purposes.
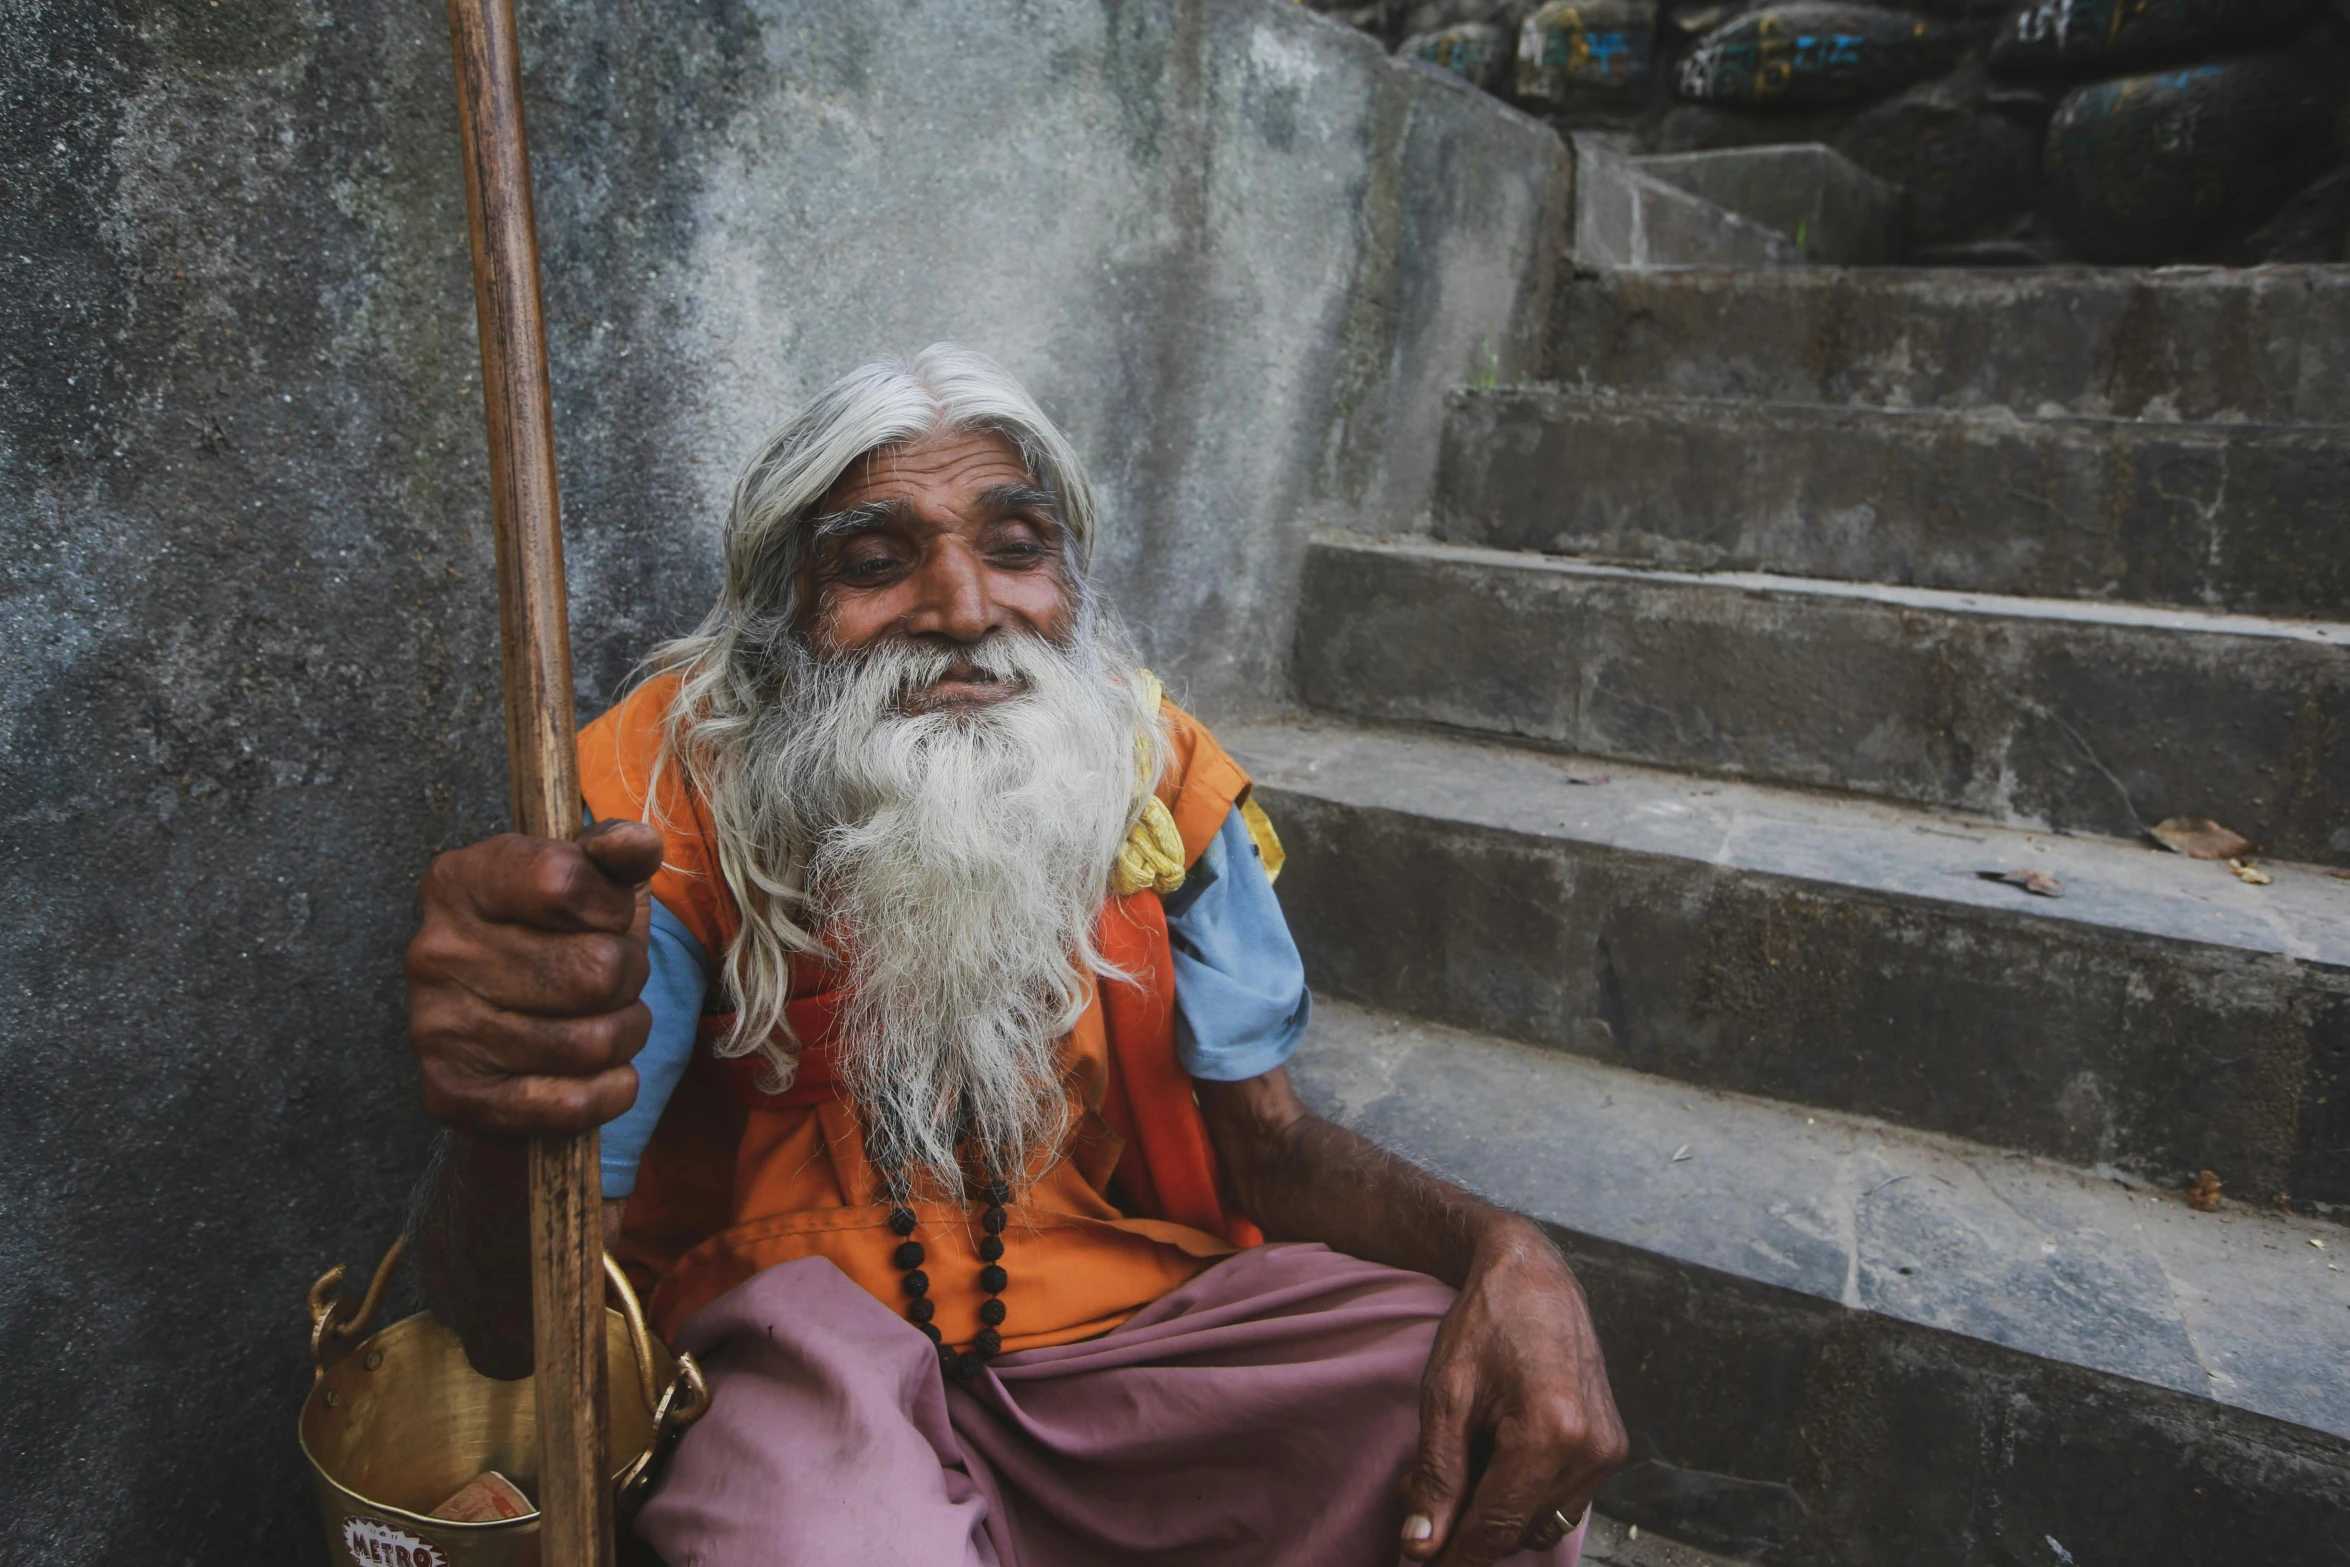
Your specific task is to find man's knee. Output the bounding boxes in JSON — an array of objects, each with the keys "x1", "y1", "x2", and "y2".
[{"x1": 633, "y1": 1262, "x2": 992, "y2": 1567}]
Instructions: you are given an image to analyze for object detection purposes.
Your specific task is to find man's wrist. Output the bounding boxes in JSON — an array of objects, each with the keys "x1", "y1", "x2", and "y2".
[
  {"x1": 1464, "y1": 1210, "x2": 1567, "y2": 1282},
  {"x1": 416, "y1": 1131, "x2": 539, "y2": 1378}
]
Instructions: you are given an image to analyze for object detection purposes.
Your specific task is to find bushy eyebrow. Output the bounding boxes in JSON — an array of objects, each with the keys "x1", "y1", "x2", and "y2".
[
  {"x1": 808, "y1": 498, "x2": 908, "y2": 541},
  {"x1": 977, "y1": 484, "x2": 1062, "y2": 520},
  {"x1": 806, "y1": 485, "x2": 1063, "y2": 545}
]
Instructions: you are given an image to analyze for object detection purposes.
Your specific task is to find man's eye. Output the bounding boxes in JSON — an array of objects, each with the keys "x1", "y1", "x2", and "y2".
[{"x1": 840, "y1": 554, "x2": 898, "y2": 580}]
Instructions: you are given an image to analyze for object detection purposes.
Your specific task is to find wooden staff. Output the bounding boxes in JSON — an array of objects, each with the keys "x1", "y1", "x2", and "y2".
[{"x1": 444, "y1": 0, "x2": 612, "y2": 1560}]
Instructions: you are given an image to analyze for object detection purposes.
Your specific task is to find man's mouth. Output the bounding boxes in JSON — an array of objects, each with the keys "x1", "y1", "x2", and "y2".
[{"x1": 898, "y1": 657, "x2": 1020, "y2": 714}]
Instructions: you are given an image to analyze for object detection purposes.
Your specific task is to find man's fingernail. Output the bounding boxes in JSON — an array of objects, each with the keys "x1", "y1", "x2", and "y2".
[{"x1": 1402, "y1": 1515, "x2": 1434, "y2": 1543}]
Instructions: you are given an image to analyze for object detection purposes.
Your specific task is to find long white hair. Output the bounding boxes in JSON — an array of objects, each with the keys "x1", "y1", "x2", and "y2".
[{"x1": 644, "y1": 346, "x2": 1163, "y2": 1180}]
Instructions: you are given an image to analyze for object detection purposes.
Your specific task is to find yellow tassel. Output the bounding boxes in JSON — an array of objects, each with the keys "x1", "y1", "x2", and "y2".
[
  {"x1": 1114, "y1": 795, "x2": 1190, "y2": 897},
  {"x1": 1112, "y1": 669, "x2": 1187, "y2": 897},
  {"x1": 1238, "y1": 795, "x2": 1285, "y2": 886},
  {"x1": 1107, "y1": 669, "x2": 1286, "y2": 896}
]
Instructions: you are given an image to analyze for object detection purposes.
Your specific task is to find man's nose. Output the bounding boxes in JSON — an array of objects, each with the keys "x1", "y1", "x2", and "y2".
[{"x1": 902, "y1": 539, "x2": 1000, "y2": 643}]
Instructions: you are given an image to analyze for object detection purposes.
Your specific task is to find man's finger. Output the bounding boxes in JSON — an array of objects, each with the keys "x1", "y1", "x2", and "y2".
[
  {"x1": 1515, "y1": 1496, "x2": 1582, "y2": 1555},
  {"x1": 419, "y1": 996, "x2": 652, "y2": 1083},
  {"x1": 446, "y1": 833, "x2": 643, "y2": 933},
  {"x1": 1436, "y1": 1417, "x2": 1571, "y2": 1567},
  {"x1": 496, "y1": 1062, "x2": 642, "y2": 1138},
  {"x1": 580, "y1": 817, "x2": 665, "y2": 887},
  {"x1": 410, "y1": 914, "x2": 650, "y2": 1017},
  {"x1": 1400, "y1": 1369, "x2": 1473, "y2": 1561},
  {"x1": 423, "y1": 1062, "x2": 641, "y2": 1139}
]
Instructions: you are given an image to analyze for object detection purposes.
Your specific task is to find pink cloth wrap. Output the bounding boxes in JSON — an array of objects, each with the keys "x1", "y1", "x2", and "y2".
[{"x1": 635, "y1": 1242, "x2": 1587, "y2": 1567}]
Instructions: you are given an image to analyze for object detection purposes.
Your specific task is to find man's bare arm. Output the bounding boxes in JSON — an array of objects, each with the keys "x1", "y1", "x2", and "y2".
[
  {"x1": 412, "y1": 1133, "x2": 536, "y2": 1376},
  {"x1": 1198, "y1": 1067, "x2": 1628, "y2": 1567},
  {"x1": 1197, "y1": 1067, "x2": 1510, "y2": 1285},
  {"x1": 412, "y1": 1134, "x2": 631, "y2": 1377}
]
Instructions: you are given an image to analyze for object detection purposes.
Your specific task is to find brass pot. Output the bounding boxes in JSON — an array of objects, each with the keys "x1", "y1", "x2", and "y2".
[{"x1": 299, "y1": 1237, "x2": 707, "y2": 1567}]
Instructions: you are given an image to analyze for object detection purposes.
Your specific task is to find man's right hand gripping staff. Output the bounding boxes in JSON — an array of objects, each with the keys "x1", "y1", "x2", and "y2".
[{"x1": 403, "y1": 820, "x2": 664, "y2": 1376}]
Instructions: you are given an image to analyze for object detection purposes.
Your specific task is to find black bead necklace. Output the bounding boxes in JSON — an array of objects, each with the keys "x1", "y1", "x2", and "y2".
[{"x1": 887, "y1": 1173, "x2": 1011, "y2": 1380}]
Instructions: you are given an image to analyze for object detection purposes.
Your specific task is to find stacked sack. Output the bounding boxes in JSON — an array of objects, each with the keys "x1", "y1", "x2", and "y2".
[
  {"x1": 1306, "y1": 0, "x2": 2350, "y2": 261},
  {"x1": 1989, "y1": 0, "x2": 2345, "y2": 259}
]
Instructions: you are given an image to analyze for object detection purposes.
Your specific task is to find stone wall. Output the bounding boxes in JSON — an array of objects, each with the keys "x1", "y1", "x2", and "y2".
[{"x1": 0, "y1": 2, "x2": 1564, "y2": 1558}]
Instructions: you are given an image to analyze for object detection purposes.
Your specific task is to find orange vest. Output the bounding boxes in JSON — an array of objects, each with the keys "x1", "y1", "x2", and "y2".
[{"x1": 577, "y1": 673, "x2": 1265, "y2": 1349}]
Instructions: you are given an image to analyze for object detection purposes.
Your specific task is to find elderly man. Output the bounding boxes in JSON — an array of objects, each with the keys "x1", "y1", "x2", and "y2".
[{"x1": 406, "y1": 346, "x2": 1626, "y2": 1566}]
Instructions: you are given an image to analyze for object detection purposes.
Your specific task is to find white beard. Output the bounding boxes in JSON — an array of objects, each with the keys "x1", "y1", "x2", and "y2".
[{"x1": 737, "y1": 629, "x2": 1149, "y2": 1194}]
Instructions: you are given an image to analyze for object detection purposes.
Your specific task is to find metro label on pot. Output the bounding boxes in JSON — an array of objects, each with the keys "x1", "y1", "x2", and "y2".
[{"x1": 340, "y1": 1516, "x2": 449, "y2": 1567}]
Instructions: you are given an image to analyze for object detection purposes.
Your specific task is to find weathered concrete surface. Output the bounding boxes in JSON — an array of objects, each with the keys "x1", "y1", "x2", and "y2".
[
  {"x1": 0, "y1": 2, "x2": 1562, "y2": 1559},
  {"x1": 1296, "y1": 537, "x2": 2350, "y2": 864},
  {"x1": 1634, "y1": 145, "x2": 1901, "y2": 265},
  {"x1": 1581, "y1": 1512, "x2": 1751, "y2": 1567},
  {"x1": 1292, "y1": 998, "x2": 2350, "y2": 1567},
  {"x1": 1548, "y1": 266, "x2": 2350, "y2": 422},
  {"x1": 1235, "y1": 718, "x2": 2350, "y2": 1206},
  {"x1": 1569, "y1": 135, "x2": 1803, "y2": 269},
  {"x1": 1434, "y1": 387, "x2": 2350, "y2": 616}
]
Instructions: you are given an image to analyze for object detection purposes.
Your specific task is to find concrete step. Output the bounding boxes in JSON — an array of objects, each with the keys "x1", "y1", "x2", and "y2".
[
  {"x1": 1231, "y1": 717, "x2": 2350, "y2": 1208},
  {"x1": 1583, "y1": 1512, "x2": 1754, "y2": 1567},
  {"x1": 1432, "y1": 387, "x2": 2350, "y2": 619},
  {"x1": 1293, "y1": 535, "x2": 2350, "y2": 866},
  {"x1": 1292, "y1": 997, "x2": 2350, "y2": 1566},
  {"x1": 1570, "y1": 136, "x2": 1804, "y2": 272},
  {"x1": 1632, "y1": 146, "x2": 1901, "y2": 267},
  {"x1": 1548, "y1": 266, "x2": 2350, "y2": 424}
]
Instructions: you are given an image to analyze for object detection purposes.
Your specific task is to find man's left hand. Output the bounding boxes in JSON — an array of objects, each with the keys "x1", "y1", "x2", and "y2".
[{"x1": 1400, "y1": 1217, "x2": 1628, "y2": 1565}]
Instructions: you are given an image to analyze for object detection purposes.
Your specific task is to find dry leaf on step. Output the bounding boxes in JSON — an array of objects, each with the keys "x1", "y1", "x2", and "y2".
[
  {"x1": 2229, "y1": 859, "x2": 2274, "y2": 886},
  {"x1": 2186, "y1": 1170, "x2": 2222, "y2": 1212},
  {"x1": 1978, "y1": 869, "x2": 2064, "y2": 898},
  {"x1": 2149, "y1": 817, "x2": 2252, "y2": 860}
]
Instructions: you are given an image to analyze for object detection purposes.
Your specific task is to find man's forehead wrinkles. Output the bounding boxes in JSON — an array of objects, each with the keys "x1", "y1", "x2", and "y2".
[
  {"x1": 827, "y1": 432, "x2": 1033, "y2": 510},
  {"x1": 883, "y1": 444, "x2": 1026, "y2": 479}
]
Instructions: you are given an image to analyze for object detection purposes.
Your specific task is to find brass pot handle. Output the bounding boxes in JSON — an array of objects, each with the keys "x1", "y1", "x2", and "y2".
[
  {"x1": 617, "y1": 1350, "x2": 710, "y2": 1516},
  {"x1": 305, "y1": 1237, "x2": 709, "y2": 1505},
  {"x1": 606, "y1": 1251, "x2": 711, "y2": 1514},
  {"x1": 603, "y1": 1253, "x2": 659, "y2": 1416},
  {"x1": 308, "y1": 1233, "x2": 408, "y2": 1379}
]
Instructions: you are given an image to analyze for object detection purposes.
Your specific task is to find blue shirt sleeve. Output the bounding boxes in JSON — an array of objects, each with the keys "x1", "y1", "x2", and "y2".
[
  {"x1": 599, "y1": 900, "x2": 711, "y2": 1199},
  {"x1": 1165, "y1": 803, "x2": 1312, "y2": 1082}
]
